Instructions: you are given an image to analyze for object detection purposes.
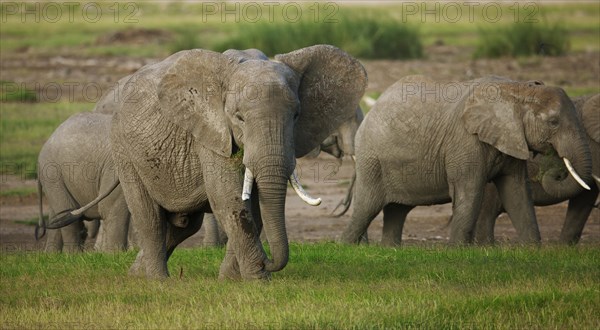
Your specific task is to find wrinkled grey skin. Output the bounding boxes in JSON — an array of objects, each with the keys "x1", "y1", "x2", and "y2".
[
  {"x1": 65, "y1": 45, "x2": 366, "y2": 280},
  {"x1": 475, "y1": 93, "x2": 599, "y2": 245},
  {"x1": 202, "y1": 106, "x2": 365, "y2": 246},
  {"x1": 38, "y1": 112, "x2": 130, "y2": 252},
  {"x1": 341, "y1": 75, "x2": 592, "y2": 246}
]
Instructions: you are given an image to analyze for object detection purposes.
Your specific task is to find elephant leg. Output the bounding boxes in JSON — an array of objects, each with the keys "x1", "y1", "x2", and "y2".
[
  {"x1": 85, "y1": 220, "x2": 100, "y2": 239},
  {"x1": 340, "y1": 166, "x2": 385, "y2": 244},
  {"x1": 98, "y1": 197, "x2": 130, "y2": 252},
  {"x1": 381, "y1": 203, "x2": 413, "y2": 247},
  {"x1": 474, "y1": 184, "x2": 504, "y2": 245},
  {"x1": 127, "y1": 218, "x2": 137, "y2": 250},
  {"x1": 493, "y1": 163, "x2": 541, "y2": 244},
  {"x1": 448, "y1": 176, "x2": 486, "y2": 244},
  {"x1": 203, "y1": 213, "x2": 225, "y2": 247},
  {"x1": 559, "y1": 187, "x2": 598, "y2": 244},
  {"x1": 44, "y1": 210, "x2": 63, "y2": 252},
  {"x1": 120, "y1": 164, "x2": 168, "y2": 279},
  {"x1": 166, "y1": 212, "x2": 203, "y2": 258},
  {"x1": 60, "y1": 221, "x2": 86, "y2": 253},
  {"x1": 94, "y1": 222, "x2": 105, "y2": 251},
  {"x1": 202, "y1": 155, "x2": 267, "y2": 281}
]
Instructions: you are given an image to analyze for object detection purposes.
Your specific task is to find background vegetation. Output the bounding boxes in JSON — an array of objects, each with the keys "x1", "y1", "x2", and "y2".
[
  {"x1": 1, "y1": 243, "x2": 599, "y2": 329},
  {"x1": 0, "y1": 2, "x2": 598, "y2": 58}
]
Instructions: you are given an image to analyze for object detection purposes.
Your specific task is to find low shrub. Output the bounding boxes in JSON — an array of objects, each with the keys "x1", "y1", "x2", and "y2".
[
  {"x1": 475, "y1": 21, "x2": 569, "y2": 58},
  {"x1": 215, "y1": 15, "x2": 422, "y2": 59}
]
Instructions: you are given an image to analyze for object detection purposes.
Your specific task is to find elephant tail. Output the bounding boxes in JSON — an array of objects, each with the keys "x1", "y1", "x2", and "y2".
[
  {"x1": 332, "y1": 171, "x2": 355, "y2": 217},
  {"x1": 43, "y1": 179, "x2": 120, "y2": 230},
  {"x1": 71, "y1": 179, "x2": 120, "y2": 217},
  {"x1": 34, "y1": 178, "x2": 46, "y2": 240}
]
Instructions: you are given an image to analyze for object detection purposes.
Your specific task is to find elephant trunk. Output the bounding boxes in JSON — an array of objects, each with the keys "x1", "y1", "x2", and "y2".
[
  {"x1": 254, "y1": 160, "x2": 290, "y2": 272},
  {"x1": 542, "y1": 128, "x2": 593, "y2": 198}
]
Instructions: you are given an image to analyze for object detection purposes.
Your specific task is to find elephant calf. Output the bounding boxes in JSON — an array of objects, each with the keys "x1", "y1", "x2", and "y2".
[
  {"x1": 475, "y1": 93, "x2": 600, "y2": 244},
  {"x1": 37, "y1": 112, "x2": 130, "y2": 252},
  {"x1": 341, "y1": 75, "x2": 592, "y2": 246}
]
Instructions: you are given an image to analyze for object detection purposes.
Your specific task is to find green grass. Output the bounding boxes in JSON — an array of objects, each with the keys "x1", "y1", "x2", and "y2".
[
  {"x1": 565, "y1": 86, "x2": 600, "y2": 98},
  {"x1": 214, "y1": 15, "x2": 422, "y2": 59},
  {"x1": 0, "y1": 81, "x2": 37, "y2": 102},
  {"x1": 14, "y1": 216, "x2": 43, "y2": 226},
  {"x1": 474, "y1": 21, "x2": 570, "y2": 58},
  {"x1": 0, "y1": 187, "x2": 36, "y2": 197},
  {"x1": 1, "y1": 243, "x2": 598, "y2": 328},
  {"x1": 1, "y1": 2, "x2": 598, "y2": 58},
  {"x1": 0, "y1": 102, "x2": 90, "y2": 178}
]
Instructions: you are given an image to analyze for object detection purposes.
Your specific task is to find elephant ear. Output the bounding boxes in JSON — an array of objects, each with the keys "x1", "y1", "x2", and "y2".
[
  {"x1": 158, "y1": 49, "x2": 234, "y2": 157},
  {"x1": 275, "y1": 45, "x2": 368, "y2": 157},
  {"x1": 581, "y1": 94, "x2": 600, "y2": 143},
  {"x1": 461, "y1": 83, "x2": 530, "y2": 160}
]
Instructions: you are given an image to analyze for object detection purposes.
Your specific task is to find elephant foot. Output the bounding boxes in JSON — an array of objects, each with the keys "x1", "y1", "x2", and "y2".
[
  {"x1": 380, "y1": 237, "x2": 401, "y2": 247},
  {"x1": 218, "y1": 257, "x2": 271, "y2": 281},
  {"x1": 128, "y1": 250, "x2": 169, "y2": 279},
  {"x1": 218, "y1": 262, "x2": 242, "y2": 281},
  {"x1": 128, "y1": 251, "x2": 145, "y2": 277},
  {"x1": 63, "y1": 243, "x2": 84, "y2": 253}
]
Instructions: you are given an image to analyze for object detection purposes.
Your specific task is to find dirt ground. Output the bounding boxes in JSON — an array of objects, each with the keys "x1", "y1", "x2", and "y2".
[
  {"x1": 1, "y1": 154, "x2": 599, "y2": 251},
  {"x1": 1, "y1": 45, "x2": 599, "y2": 250}
]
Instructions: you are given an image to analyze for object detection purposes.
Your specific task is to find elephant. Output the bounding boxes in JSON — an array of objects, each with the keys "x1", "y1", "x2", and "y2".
[
  {"x1": 474, "y1": 93, "x2": 600, "y2": 244},
  {"x1": 37, "y1": 112, "x2": 131, "y2": 252},
  {"x1": 47, "y1": 45, "x2": 367, "y2": 280},
  {"x1": 202, "y1": 106, "x2": 365, "y2": 246},
  {"x1": 340, "y1": 75, "x2": 592, "y2": 246}
]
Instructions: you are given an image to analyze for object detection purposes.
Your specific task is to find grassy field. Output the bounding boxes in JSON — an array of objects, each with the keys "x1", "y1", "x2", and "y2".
[
  {"x1": 0, "y1": 2, "x2": 598, "y2": 58},
  {"x1": 0, "y1": 102, "x2": 90, "y2": 178},
  {"x1": 1, "y1": 243, "x2": 599, "y2": 328}
]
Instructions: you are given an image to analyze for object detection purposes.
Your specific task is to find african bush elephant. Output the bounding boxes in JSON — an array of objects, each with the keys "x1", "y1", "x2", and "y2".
[
  {"x1": 48, "y1": 45, "x2": 367, "y2": 280},
  {"x1": 37, "y1": 112, "x2": 130, "y2": 252},
  {"x1": 202, "y1": 106, "x2": 365, "y2": 246},
  {"x1": 340, "y1": 75, "x2": 592, "y2": 246},
  {"x1": 474, "y1": 93, "x2": 599, "y2": 245}
]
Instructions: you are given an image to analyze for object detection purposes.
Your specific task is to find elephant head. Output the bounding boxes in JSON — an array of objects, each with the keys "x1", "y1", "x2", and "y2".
[
  {"x1": 462, "y1": 78, "x2": 593, "y2": 196},
  {"x1": 157, "y1": 45, "x2": 367, "y2": 271},
  {"x1": 535, "y1": 93, "x2": 599, "y2": 196}
]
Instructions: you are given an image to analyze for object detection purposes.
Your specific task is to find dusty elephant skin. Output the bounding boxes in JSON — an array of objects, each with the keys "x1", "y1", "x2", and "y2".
[
  {"x1": 475, "y1": 93, "x2": 600, "y2": 245},
  {"x1": 37, "y1": 112, "x2": 130, "y2": 252},
  {"x1": 60, "y1": 45, "x2": 367, "y2": 280},
  {"x1": 341, "y1": 75, "x2": 592, "y2": 247}
]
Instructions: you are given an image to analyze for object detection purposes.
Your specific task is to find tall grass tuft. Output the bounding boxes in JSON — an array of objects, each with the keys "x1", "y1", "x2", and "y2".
[
  {"x1": 215, "y1": 15, "x2": 422, "y2": 59},
  {"x1": 0, "y1": 81, "x2": 37, "y2": 103},
  {"x1": 475, "y1": 21, "x2": 569, "y2": 58}
]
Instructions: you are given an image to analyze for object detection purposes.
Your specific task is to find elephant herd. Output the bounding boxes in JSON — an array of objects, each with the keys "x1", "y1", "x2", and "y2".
[{"x1": 35, "y1": 45, "x2": 599, "y2": 281}]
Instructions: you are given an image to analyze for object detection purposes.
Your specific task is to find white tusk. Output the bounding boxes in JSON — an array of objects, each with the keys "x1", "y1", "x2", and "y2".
[
  {"x1": 362, "y1": 96, "x2": 376, "y2": 108},
  {"x1": 351, "y1": 155, "x2": 356, "y2": 162},
  {"x1": 242, "y1": 168, "x2": 254, "y2": 201},
  {"x1": 289, "y1": 171, "x2": 322, "y2": 206},
  {"x1": 592, "y1": 174, "x2": 600, "y2": 187},
  {"x1": 563, "y1": 158, "x2": 591, "y2": 190}
]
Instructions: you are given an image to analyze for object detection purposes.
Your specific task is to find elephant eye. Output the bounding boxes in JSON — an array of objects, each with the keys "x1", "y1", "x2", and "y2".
[
  {"x1": 293, "y1": 112, "x2": 300, "y2": 121},
  {"x1": 548, "y1": 117, "x2": 559, "y2": 127},
  {"x1": 235, "y1": 113, "x2": 244, "y2": 123}
]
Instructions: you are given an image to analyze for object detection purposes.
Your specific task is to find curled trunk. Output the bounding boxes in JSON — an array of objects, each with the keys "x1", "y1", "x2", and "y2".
[{"x1": 542, "y1": 133, "x2": 592, "y2": 199}]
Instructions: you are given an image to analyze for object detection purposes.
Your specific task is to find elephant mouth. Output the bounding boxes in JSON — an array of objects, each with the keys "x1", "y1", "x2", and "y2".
[{"x1": 241, "y1": 167, "x2": 321, "y2": 205}]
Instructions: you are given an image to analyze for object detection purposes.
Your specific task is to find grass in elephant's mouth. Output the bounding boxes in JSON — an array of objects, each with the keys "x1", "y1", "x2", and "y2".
[{"x1": 1, "y1": 243, "x2": 598, "y2": 329}]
